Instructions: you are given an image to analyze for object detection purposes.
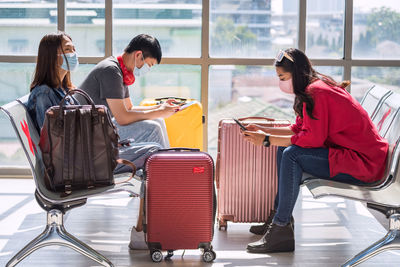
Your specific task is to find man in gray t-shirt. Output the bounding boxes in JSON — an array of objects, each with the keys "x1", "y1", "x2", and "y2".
[
  {"x1": 80, "y1": 56, "x2": 129, "y2": 111},
  {"x1": 80, "y1": 34, "x2": 178, "y2": 148}
]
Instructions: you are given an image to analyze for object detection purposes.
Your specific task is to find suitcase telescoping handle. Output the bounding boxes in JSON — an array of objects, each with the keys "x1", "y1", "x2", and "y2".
[
  {"x1": 238, "y1": 116, "x2": 291, "y2": 125},
  {"x1": 155, "y1": 96, "x2": 187, "y2": 105},
  {"x1": 238, "y1": 116, "x2": 275, "y2": 121},
  {"x1": 159, "y1": 147, "x2": 200, "y2": 152},
  {"x1": 155, "y1": 96, "x2": 187, "y2": 102}
]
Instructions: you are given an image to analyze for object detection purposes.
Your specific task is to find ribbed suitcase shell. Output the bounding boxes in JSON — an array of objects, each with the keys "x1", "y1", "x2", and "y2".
[
  {"x1": 216, "y1": 118, "x2": 291, "y2": 229},
  {"x1": 145, "y1": 150, "x2": 214, "y2": 250}
]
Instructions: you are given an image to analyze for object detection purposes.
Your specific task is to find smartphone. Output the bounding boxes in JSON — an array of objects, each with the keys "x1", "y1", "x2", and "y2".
[{"x1": 233, "y1": 118, "x2": 247, "y2": 131}]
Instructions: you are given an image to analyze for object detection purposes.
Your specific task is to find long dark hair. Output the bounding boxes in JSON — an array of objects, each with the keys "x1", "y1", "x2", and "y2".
[
  {"x1": 275, "y1": 48, "x2": 350, "y2": 119},
  {"x1": 30, "y1": 32, "x2": 73, "y2": 91}
]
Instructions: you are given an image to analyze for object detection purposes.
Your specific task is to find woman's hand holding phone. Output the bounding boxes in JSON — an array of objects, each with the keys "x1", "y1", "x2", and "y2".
[
  {"x1": 234, "y1": 119, "x2": 266, "y2": 144},
  {"x1": 244, "y1": 123, "x2": 260, "y2": 132}
]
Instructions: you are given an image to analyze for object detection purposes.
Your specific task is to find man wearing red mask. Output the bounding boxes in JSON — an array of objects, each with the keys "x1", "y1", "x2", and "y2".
[{"x1": 80, "y1": 34, "x2": 177, "y2": 148}]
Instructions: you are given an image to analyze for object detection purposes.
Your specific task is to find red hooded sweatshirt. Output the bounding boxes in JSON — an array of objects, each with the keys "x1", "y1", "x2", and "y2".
[{"x1": 290, "y1": 80, "x2": 388, "y2": 183}]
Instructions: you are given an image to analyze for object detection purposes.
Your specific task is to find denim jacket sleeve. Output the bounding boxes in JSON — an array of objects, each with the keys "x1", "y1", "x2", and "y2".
[{"x1": 27, "y1": 85, "x2": 65, "y2": 132}]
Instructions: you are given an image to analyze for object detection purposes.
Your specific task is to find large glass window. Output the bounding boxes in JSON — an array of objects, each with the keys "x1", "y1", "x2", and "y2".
[
  {"x1": 208, "y1": 65, "x2": 296, "y2": 156},
  {"x1": 71, "y1": 64, "x2": 95, "y2": 89},
  {"x1": 0, "y1": 63, "x2": 34, "y2": 105},
  {"x1": 0, "y1": 0, "x2": 57, "y2": 55},
  {"x1": 353, "y1": 0, "x2": 400, "y2": 59},
  {"x1": 130, "y1": 65, "x2": 201, "y2": 105},
  {"x1": 113, "y1": 0, "x2": 202, "y2": 57},
  {"x1": 1, "y1": 0, "x2": 399, "y2": 167},
  {"x1": 66, "y1": 1, "x2": 105, "y2": 56},
  {"x1": 352, "y1": 67, "x2": 400, "y2": 100},
  {"x1": 0, "y1": 63, "x2": 35, "y2": 167},
  {"x1": 314, "y1": 66, "x2": 344, "y2": 84},
  {"x1": 306, "y1": 0, "x2": 345, "y2": 59},
  {"x1": 209, "y1": 0, "x2": 299, "y2": 58}
]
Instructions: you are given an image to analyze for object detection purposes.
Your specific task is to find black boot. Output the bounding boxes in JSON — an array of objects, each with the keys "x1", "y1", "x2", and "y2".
[
  {"x1": 249, "y1": 210, "x2": 276, "y2": 235},
  {"x1": 249, "y1": 211, "x2": 295, "y2": 235},
  {"x1": 247, "y1": 223, "x2": 294, "y2": 253}
]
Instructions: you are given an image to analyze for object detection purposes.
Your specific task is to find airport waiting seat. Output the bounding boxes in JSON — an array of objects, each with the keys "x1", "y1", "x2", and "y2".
[
  {"x1": 303, "y1": 90, "x2": 400, "y2": 266},
  {"x1": 370, "y1": 93, "x2": 400, "y2": 138},
  {"x1": 1, "y1": 95, "x2": 143, "y2": 267},
  {"x1": 359, "y1": 85, "x2": 392, "y2": 119}
]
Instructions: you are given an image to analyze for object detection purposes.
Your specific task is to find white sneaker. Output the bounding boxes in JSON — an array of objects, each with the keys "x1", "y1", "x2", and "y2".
[{"x1": 129, "y1": 227, "x2": 148, "y2": 250}]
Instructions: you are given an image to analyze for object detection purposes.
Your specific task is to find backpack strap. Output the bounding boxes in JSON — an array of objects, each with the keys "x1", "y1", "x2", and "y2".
[
  {"x1": 62, "y1": 109, "x2": 76, "y2": 195},
  {"x1": 80, "y1": 109, "x2": 96, "y2": 188}
]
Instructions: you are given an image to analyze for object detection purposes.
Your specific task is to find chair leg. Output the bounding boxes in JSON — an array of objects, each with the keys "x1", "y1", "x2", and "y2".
[
  {"x1": 342, "y1": 214, "x2": 400, "y2": 267},
  {"x1": 6, "y1": 209, "x2": 114, "y2": 267}
]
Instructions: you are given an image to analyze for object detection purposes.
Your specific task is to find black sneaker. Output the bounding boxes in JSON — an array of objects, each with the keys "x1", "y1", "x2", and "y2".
[
  {"x1": 249, "y1": 211, "x2": 295, "y2": 235},
  {"x1": 247, "y1": 223, "x2": 294, "y2": 253}
]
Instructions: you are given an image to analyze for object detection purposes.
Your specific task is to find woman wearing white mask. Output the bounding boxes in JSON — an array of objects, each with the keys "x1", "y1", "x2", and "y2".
[
  {"x1": 28, "y1": 32, "x2": 79, "y2": 131},
  {"x1": 242, "y1": 48, "x2": 388, "y2": 253}
]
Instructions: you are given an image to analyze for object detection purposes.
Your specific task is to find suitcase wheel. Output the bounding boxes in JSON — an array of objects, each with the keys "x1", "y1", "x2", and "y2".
[
  {"x1": 150, "y1": 250, "x2": 163, "y2": 262},
  {"x1": 165, "y1": 250, "x2": 174, "y2": 260},
  {"x1": 218, "y1": 219, "x2": 227, "y2": 231},
  {"x1": 202, "y1": 249, "x2": 216, "y2": 263}
]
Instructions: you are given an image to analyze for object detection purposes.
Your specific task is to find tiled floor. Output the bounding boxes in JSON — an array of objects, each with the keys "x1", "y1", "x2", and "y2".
[{"x1": 0, "y1": 178, "x2": 399, "y2": 267}]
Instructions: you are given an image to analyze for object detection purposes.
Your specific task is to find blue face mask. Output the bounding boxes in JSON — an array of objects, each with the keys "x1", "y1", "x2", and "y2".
[
  {"x1": 61, "y1": 52, "x2": 79, "y2": 72},
  {"x1": 134, "y1": 53, "x2": 151, "y2": 77}
]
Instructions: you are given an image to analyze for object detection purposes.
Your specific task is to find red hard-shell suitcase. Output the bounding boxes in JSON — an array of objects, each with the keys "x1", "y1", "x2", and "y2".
[
  {"x1": 144, "y1": 148, "x2": 216, "y2": 262},
  {"x1": 216, "y1": 117, "x2": 291, "y2": 230}
]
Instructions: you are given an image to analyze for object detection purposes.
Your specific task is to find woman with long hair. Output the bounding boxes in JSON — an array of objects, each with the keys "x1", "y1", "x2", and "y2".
[
  {"x1": 27, "y1": 32, "x2": 162, "y2": 249},
  {"x1": 28, "y1": 32, "x2": 77, "y2": 131},
  {"x1": 243, "y1": 48, "x2": 388, "y2": 253},
  {"x1": 27, "y1": 32, "x2": 161, "y2": 174}
]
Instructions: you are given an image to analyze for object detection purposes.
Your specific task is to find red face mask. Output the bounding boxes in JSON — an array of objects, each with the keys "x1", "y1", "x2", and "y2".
[{"x1": 117, "y1": 55, "x2": 135, "y2": 86}]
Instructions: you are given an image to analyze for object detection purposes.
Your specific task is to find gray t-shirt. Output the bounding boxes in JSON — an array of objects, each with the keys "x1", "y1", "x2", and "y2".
[{"x1": 79, "y1": 56, "x2": 129, "y2": 113}]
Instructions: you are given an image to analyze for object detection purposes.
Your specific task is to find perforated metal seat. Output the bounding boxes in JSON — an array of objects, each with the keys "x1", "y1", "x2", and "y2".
[
  {"x1": 1, "y1": 95, "x2": 143, "y2": 267},
  {"x1": 360, "y1": 85, "x2": 392, "y2": 119},
  {"x1": 303, "y1": 90, "x2": 400, "y2": 267}
]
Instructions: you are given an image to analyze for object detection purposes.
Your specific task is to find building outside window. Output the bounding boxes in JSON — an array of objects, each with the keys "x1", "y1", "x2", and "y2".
[{"x1": 0, "y1": 0, "x2": 399, "y2": 166}]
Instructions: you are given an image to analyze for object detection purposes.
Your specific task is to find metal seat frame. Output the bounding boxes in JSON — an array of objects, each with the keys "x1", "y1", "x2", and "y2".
[
  {"x1": 1, "y1": 95, "x2": 143, "y2": 267},
  {"x1": 304, "y1": 89, "x2": 400, "y2": 266}
]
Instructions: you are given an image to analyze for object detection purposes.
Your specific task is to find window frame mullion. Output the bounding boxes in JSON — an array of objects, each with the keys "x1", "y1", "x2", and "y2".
[
  {"x1": 57, "y1": 0, "x2": 66, "y2": 32},
  {"x1": 298, "y1": 0, "x2": 307, "y2": 52}
]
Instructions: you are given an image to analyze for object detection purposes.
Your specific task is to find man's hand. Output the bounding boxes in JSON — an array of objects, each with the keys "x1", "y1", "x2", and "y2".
[
  {"x1": 241, "y1": 130, "x2": 266, "y2": 146},
  {"x1": 157, "y1": 102, "x2": 180, "y2": 118}
]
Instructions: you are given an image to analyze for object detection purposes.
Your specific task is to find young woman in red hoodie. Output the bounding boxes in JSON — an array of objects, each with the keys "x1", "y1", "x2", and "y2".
[{"x1": 243, "y1": 48, "x2": 389, "y2": 253}]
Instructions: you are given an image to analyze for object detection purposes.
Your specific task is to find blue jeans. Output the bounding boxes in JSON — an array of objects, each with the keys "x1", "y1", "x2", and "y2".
[
  {"x1": 272, "y1": 145, "x2": 369, "y2": 226},
  {"x1": 113, "y1": 118, "x2": 170, "y2": 148},
  {"x1": 112, "y1": 118, "x2": 169, "y2": 173},
  {"x1": 115, "y1": 142, "x2": 161, "y2": 174}
]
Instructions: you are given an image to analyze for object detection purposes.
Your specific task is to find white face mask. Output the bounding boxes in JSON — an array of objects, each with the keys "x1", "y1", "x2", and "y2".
[
  {"x1": 134, "y1": 53, "x2": 151, "y2": 77},
  {"x1": 279, "y1": 78, "x2": 294, "y2": 94},
  {"x1": 60, "y1": 52, "x2": 79, "y2": 72}
]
